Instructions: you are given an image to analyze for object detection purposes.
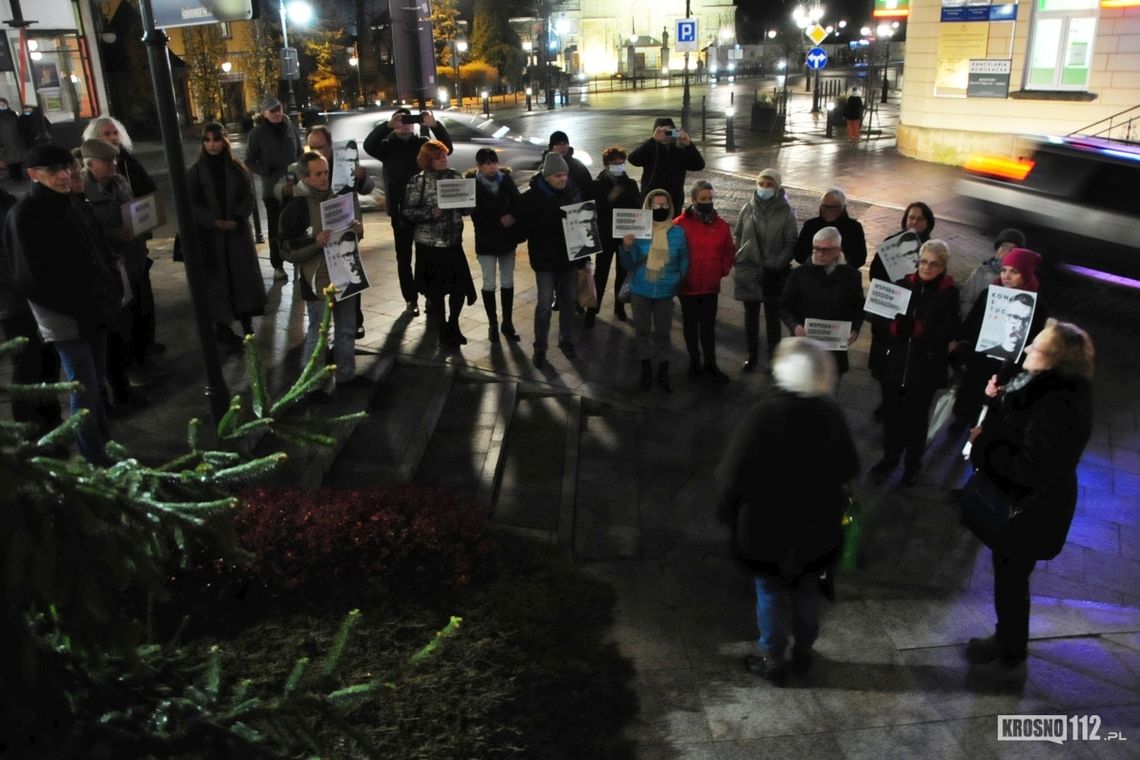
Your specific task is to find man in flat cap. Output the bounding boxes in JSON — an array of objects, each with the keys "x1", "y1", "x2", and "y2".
[{"x1": 246, "y1": 96, "x2": 302, "y2": 281}]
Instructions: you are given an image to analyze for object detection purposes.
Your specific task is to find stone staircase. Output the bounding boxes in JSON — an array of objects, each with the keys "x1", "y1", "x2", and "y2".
[{"x1": 322, "y1": 357, "x2": 645, "y2": 559}]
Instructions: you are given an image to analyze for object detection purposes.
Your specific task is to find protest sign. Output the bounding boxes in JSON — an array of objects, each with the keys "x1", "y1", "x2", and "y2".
[
  {"x1": 976, "y1": 285, "x2": 1036, "y2": 361},
  {"x1": 120, "y1": 193, "x2": 163, "y2": 238},
  {"x1": 330, "y1": 140, "x2": 359, "y2": 191},
  {"x1": 876, "y1": 230, "x2": 922, "y2": 283},
  {"x1": 323, "y1": 229, "x2": 370, "y2": 301},
  {"x1": 805, "y1": 318, "x2": 852, "y2": 350},
  {"x1": 562, "y1": 200, "x2": 602, "y2": 260},
  {"x1": 319, "y1": 193, "x2": 356, "y2": 233},
  {"x1": 864, "y1": 279, "x2": 912, "y2": 319},
  {"x1": 437, "y1": 178, "x2": 476, "y2": 209},
  {"x1": 612, "y1": 208, "x2": 652, "y2": 239}
]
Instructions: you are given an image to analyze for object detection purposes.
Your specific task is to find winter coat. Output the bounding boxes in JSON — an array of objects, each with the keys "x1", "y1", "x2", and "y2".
[
  {"x1": 779, "y1": 263, "x2": 864, "y2": 373},
  {"x1": 959, "y1": 258, "x2": 1002, "y2": 320},
  {"x1": 279, "y1": 181, "x2": 362, "y2": 301},
  {"x1": 82, "y1": 171, "x2": 148, "y2": 286},
  {"x1": 876, "y1": 271, "x2": 960, "y2": 389},
  {"x1": 627, "y1": 137, "x2": 705, "y2": 211},
  {"x1": 3, "y1": 182, "x2": 121, "y2": 340},
  {"x1": 732, "y1": 192, "x2": 798, "y2": 302},
  {"x1": 362, "y1": 121, "x2": 453, "y2": 217},
  {"x1": 844, "y1": 95, "x2": 864, "y2": 121},
  {"x1": 464, "y1": 168, "x2": 521, "y2": 256},
  {"x1": 0, "y1": 188, "x2": 24, "y2": 320},
  {"x1": 971, "y1": 370, "x2": 1093, "y2": 560},
  {"x1": 515, "y1": 173, "x2": 582, "y2": 272},
  {"x1": 187, "y1": 155, "x2": 267, "y2": 321},
  {"x1": 675, "y1": 207, "x2": 734, "y2": 296},
  {"x1": 401, "y1": 168, "x2": 469, "y2": 248},
  {"x1": 117, "y1": 148, "x2": 157, "y2": 198},
  {"x1": 794, "y1": 211, "x2": 868, "y2": 270},
  {"x1": 592, "y1": 168, "x2": 641, "y2": 255},
  {"x1": 0, "y1": 110, "x2": 26, "y2": 167},
  {"x1": 717, "y1": 388, "x2": 860, "y2": 577},
  {"x1": 246, "y1": 118, "x2": 303, "y2": 198},
  {"x1": 619, "y1": 223, "x2": 689, "y2": 301},
  {"x1": 540, "y1": 147, "x2": 594, "y2": 201}
]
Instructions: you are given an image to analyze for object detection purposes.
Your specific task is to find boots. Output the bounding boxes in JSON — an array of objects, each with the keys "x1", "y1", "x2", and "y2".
[
  {"x1": 499, "y1": 287, "x2": 520, "y2": 341},
  {"x1": 639, "y1": 359, "x2": 653, "y2": 390},
  {"x1": 482, "y1": 291, "x2": 500, "y2": 343},
  {"x1": 657, "y1": 361, "x2": 672, "y2": 393}
]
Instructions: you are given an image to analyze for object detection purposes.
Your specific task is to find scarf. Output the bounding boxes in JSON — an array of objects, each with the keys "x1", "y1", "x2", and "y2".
[
  {"x1": 646, "y1": 219, "x2": 672, "y2": 281},
  {"x1": 476, "y1": 171, "x2": 502, "y2": 195}
]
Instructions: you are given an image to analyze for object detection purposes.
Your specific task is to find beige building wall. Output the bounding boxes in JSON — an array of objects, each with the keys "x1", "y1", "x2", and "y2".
[{"x1": 898, "y1": 0, "x2": 1140, "y2": 165}]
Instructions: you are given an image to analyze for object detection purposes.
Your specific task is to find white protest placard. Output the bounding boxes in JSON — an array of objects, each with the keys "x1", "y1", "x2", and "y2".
[
  {"x1": 805, "y1": 318, "x2": 852, "y2": 351},
  {"x1": 976, "y1": 285, "x2": 1037, "y2": 361},
  {"x1": 561, "y1": 200, "x2": 602, "y2": 261},
  {"x1": 330, "y1": 140, "x2": 359, "y2": 191},
  {"x1": 876, "y1": 230, "x2": 922, "y2": 283},
  {"x1": 323, "y1": 229, "x2": 370, "y2": 301},
  {"x1": 121, "y1": 193, "x2": 163, "y2": 238},
  {"x1": 612, "y1": 208, "x2": 652, "y2": 239},
  {"x1": 319, "y1": 192, "x2": 356, "y2": 233},
  {"x1": 437, "y1": 178, "x2": 476, "y2": 209},
  {"x1": 864, "y1": 279, "x2": 912, "y2": 319}
]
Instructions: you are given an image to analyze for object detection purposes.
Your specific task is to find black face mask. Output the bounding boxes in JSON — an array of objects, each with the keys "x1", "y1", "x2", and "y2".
[
  {"x1": 695, "y1": 202, "x2": 714, "y2": 215},
  {"x1": 652, "y1": 207, "x2": 670, "y2": 222}
]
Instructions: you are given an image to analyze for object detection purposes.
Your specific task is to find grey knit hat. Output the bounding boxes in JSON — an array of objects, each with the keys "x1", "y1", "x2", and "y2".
[
  {"x1": 757, "y1": 167, "x2": 782, "y2": 187},
  {"x1": 542, "y1": 152, "x2": 569, "y2": 177}
]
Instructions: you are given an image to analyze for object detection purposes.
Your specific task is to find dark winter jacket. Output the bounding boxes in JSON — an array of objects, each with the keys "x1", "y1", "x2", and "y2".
[
  {"x1": 717, "y1": 388, "x2": 860, "y2": 578},
  {"x1": 592, "y1": 168, "x2": 641, "y2": 255},
  {"x1": 362, "y1": 121, "x2": 453, "y2": 217},
  {"x1": 0, "y1": 187, "x2": 23, "y2": 319},
  {"x1": 627, "y1": 137, "x2": 705, "y2": 212},
  {"x1": 83, "y1": 171, "x2": 148, "y2": 285},
  {"x1": 794, "y1": 211, "x2": 868, "y2": 269},
  {"x1": 515, "y1": 173, "x2": 582, "y2": 272},
  {"x1": 246, "y1": 117, "x2": 303, "y2": 198},
  {"x1": 779, "y1": 263, "x2": 864, "y2": 373},
  {"x1": 279, "y1": 181, "x2": 361, "y2": 301},
  {"x1": 971, "y1": 370, "x2": 1093, "y2": 560},
  {"x1": 465, "y1": 167, "x2": 521, "y2": 256},
  {"x1": 117, "y1": 148, "x2": 157, "y2": 198},
  {"x1": 675, "y1": 207, "x2": 734, "y2": 296},
  {"x1": 875, "y1": 271, "x2": 959, "y2": 388}
]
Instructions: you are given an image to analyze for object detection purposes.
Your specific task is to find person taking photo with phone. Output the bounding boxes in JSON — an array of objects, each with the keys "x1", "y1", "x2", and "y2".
[{"x1": 628, "y1": 116, "x2": 704, "y2": 213}]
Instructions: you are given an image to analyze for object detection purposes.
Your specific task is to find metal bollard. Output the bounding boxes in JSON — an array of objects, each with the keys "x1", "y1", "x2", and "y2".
[
  {"x1": 726, "y1": 107, "x2": 736, "y2": 152},
  {"x1": 525, "y1": 87, "x2": 532, "y2": 111},
  {"x1": 825, "y1": 102, "x2": 834, "y2": 138},
  {"x1": 701, "y1": 95, "x2": 707, "y2": 140}
]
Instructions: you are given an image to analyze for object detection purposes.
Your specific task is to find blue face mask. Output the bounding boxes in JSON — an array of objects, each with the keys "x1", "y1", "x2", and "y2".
[{"x1": 756, "y1": 187, "x2": 775, "y2": 201}]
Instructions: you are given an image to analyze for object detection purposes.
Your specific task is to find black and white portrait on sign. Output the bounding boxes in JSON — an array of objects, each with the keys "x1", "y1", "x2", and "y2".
[
  {"x1": 977, "y1": 286, "x2": 1036, "y2": 362},
  {"x1": 561, "y1": 200, "x2": 601, "y2": 261},
  {"x1": 323, "y1": 229, "x2": 370, "y2": 301}
]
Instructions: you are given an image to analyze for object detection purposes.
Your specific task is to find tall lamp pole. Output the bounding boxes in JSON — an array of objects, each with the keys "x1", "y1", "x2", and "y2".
[
  {"x1": 279, "y1": 0, "x2": 298, "y2": 115},
  {"x1": 349, "y1": 42, "x2": 364, "y2": 106},
  {"x1": 681, "y1": 0, "x2": 691, "y2": 130},
  {"x1": 451, "y1": 39, "x2": 467, "y2": 107},
  {"x1": 878, "y1": 23, "x2": 895, "y2": 103}
]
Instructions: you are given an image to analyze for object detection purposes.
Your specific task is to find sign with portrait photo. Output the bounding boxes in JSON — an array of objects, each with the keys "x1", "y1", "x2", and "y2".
[
  {"x1": 562, "y1": 200, "x2": 602, "y2": 261},
  {"x1": 876, "y1": 229, "x2": 923, "y2": 283},
  {"x1": 330, "y1": 140, "x2": 359, "y2": 191},
  {"x1": 436, "y1": 178, "x2": 476, "y2": 209},
  {"x1": 612, "y1": 208, "x2": 652, "y2": 239},
  {"x1": 804, "y1": 318, "x2": 852, "y2": 351},
  {"x1": 323, "y1": 230, "x2": 370, "y2": 301},
  {"x1": 976, "y1": 285, "x2": 1036, "y2": 361}
]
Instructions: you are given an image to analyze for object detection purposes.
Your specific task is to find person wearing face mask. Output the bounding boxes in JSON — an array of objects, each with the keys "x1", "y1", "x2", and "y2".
[
  {"x1": 465, "y1": 147, "x2": 522, "y2": 343},
  {"x1": 364, "y1": 107, "x2": 452, "y2": 317},
  {"x1": 589, "y1": 145, "x2": 641, "y2": 326},
  {"x1": 0, "y1": 98, "x2": 27, "y2": 181},
  {"x1": 676, "y1": 180, "x2": 734, "y2": 380},
  {"x1": 619, "y1": 189, "x2": 689, "y2": 391},
  {"x1": 793, "y1": 188, "x2": 867, "y2": 269},
  {"x1": 950, "y1": 247, "x2": 1049, "y2": 433},
  {"x1": 186, "y1": 123, "x2": 267, "y2": 347},
  {"x1": 733, "y1": 168, "x2": 798, "y2": 371},
  {"x1": 18, "y1": 105, "x2": 50, "y2": 146}
]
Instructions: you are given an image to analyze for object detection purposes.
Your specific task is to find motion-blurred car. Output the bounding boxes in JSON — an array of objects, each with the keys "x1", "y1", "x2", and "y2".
[
  {"x1": 324, "y1": 109, "x2": 589, "y2": 207},
  {"x1": 957, "y1": 135, "x2": 1140, "y2": 284}
]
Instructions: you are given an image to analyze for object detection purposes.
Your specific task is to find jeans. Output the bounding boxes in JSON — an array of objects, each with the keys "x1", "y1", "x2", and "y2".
[
  {"x1": 754, "y1": 573, "x2": 822, "y2": 661},
  {"x1": 679, "y1": 293, "x2": 718, "y2": 365},
  {"x1": 54, "y1": 333, "x2": 111, "y2": 465},
  {"x1": 993, "y1": 551, "x2": 1037, "y2": 658},
  {"x1": 533, "y1": 269, "x2": 577, "y2": 351},
  {"x1": 477, "y1": 252, "x2": 516, "y2": 290},
  {"x1": 391, "y1": 216, "x2": 417, "y2": 303},
  {"x1": 631, "y1": 294, "x2": 674, "y2": 361},
  {"x1": 305, "y1": 296, "x2": 358, "y2": 384},
  {"x1": 263, "y1": 196, "x2": 285, "y2": 271}
]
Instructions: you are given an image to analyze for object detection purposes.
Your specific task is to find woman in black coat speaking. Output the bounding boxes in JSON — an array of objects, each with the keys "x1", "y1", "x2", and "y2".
[{"x1": 965, "y1": 319, "x2": 1094, "y2": 669}]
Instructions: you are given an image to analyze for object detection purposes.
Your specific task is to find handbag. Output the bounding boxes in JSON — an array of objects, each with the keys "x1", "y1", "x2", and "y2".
[
  {"x1": 576, "y1": 259, "x2": 598, "y2": 310},
  {"x1": 617, "y1": 279, "x2": 633, "y2": 303},
  {"x1": 926, "y1": 383, "x2": 958, "y2": 445},
  {"x1": 960, "y1": 469, "x2": 1018, "y2": 548}
]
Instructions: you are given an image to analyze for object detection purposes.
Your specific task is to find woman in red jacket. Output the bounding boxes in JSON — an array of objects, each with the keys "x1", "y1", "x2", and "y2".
[{"x1": 676, "y1": 180, "x2": 735, "y2": 380}]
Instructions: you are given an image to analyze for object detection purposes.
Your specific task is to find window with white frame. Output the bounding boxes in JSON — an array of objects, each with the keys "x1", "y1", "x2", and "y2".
[{"x1": 1026, "y1": 0, "x2": 1099, "y2": 90}]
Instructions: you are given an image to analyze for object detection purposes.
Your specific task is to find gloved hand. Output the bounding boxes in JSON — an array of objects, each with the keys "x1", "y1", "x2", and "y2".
[{"x1": 893, "y1": 315, "x2": 916, "y2": 339}]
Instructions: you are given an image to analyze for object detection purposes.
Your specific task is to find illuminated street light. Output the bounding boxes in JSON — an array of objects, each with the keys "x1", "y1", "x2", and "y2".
[
  {"x1": 278, "y1": 0, "x2": 314, "y2": 116},
  {"x1": 220, "y1": 61, "x2": 232, "y2": 73},
  {"x1": 876, "y1": 23, "x2": 897, "y2": 103}
]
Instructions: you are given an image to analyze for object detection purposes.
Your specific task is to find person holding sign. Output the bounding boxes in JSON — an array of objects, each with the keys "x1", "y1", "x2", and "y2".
[
  {"x1": 186, "y1": 123, "x2": 267, "y2": 348},
  {"x1": 401, "y1": 140, "x2": 476, "y2": 349},
  {"x1": 466, "y1": 148, "x2": 523, "y2": 343},
  {"x1": 780, "y1": 226, "x2": 864, "y2": 377},
  {"x1": 676, "y1": 180, "x2": 734, "y2": 381},
  {"x1": 620, "y1": 190, "x2": 689, "y2": 392},
  {"x1": 869, "y1": 240, "x2": 960, "y2": 486},
  {"x1": 869, "y1": 201, "x2": 934, "y2": 284},
  {"x1": 589, "y1": 146, "x2": 641, "y2": 325},
  {"x1": 278, "y1": 153, "x2": 369, "y2": 391}
]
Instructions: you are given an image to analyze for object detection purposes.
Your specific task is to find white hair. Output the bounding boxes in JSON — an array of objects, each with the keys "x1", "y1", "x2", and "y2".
[
  {"x1": 82, "y1": 115, "x2": 134, "y2": 152},
  {"x1": 771, "y1": 338, "x2": 837, "y2": 397},
  {"x1": 820, "y1": 187, "x2": 847, "y2": 207},
  {"x1": 813, "y1": 226, "x2": 842, "y2": 246}
]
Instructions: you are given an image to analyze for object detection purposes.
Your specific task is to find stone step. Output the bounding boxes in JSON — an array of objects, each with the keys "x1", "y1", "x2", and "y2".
[
  {"x1": 573, "y1": 402, "x2": 643, "y2": 560},
  {"x1": 322, "y1": 361, "x2": 454, "y2": 489}
]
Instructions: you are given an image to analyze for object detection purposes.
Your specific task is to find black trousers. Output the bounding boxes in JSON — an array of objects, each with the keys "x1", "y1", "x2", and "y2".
[
  {"x1": 593, "y1": 249, "x2": 627, "y2": 310},
  {"x1": 881, "y1": 382, "x2": 937, "y2": 470},
  {"x1": 761, "y1": 271, "x2": 787, "y2": 355},
  {"x1": 993, "y1": 551, "x2": 1037, "y2": 658},
  {"x1": 391, "y1": 216, "x2": 417, "y2": 303},
  {"x1": 263, "y1": 196, "x2": 284, "y2": 270},
  {"x1": 680, "y1": 293, "x2": 718, "y2": 364},
  {"x1": 1, "y1": 311, "x2": 61, "y2": 430}
]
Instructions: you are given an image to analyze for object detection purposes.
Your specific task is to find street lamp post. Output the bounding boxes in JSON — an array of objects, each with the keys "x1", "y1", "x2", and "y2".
[
  {"x1": 348, "y1": 42, "x2": 364, "y2": 106},
  {"x1": 451, "y1": 39, "x2": 467, "y2": 108},
  {"x1": 278, "y1": 0, "x2": 312, "y2": 118},
  {"x1": 877, "y1": 23, "x2": 896, "y2": 103},
  {"x1": 681, "y1": 0, "x2": 691, "y2": 130}
]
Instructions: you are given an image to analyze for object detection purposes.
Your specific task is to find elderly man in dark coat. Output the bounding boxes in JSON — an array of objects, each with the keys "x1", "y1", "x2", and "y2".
[
  {"x1": 717, "y1": 338, "x2": 859, "y2": 686},
  {"x1": 246, "y1": 97, "x2": 302, "y2": 281},
  {"x1": 793, "y1": 187, "x2": 868, "y2": 269},
  {"x1": 627, "y1": 116, "x2": 705, "y2": 211}
]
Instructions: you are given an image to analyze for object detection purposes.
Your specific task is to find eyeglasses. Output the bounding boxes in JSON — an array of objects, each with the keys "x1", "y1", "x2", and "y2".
[
  {"x1": 819, "y1": 204, "x2": 843, "y2": 211},
  {"x1": 812, "y1": 245, "x2": 839, "y2": 253}
]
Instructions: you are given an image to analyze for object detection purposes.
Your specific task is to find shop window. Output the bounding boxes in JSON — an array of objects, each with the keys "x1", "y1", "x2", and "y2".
[
  {"x1": 28, "y1": 33, "x2": 97, "y2": 121},
  {"x1": 1026, "y1": 0, "x2": 1098, "y2": 90}
]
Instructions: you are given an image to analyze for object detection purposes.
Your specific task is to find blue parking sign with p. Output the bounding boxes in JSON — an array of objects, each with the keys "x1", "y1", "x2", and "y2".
[{"x1": 676, "y1": 19, "x2": 698, "y2": 51}]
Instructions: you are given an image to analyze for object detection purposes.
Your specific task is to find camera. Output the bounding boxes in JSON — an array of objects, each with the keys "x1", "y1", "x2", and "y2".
[
  {"x1": 401, "y1": 113, "x2": 424, "y2": 124},
  {"x1": 664, "y1": 128, "x2": 681, "y2": 139}
]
